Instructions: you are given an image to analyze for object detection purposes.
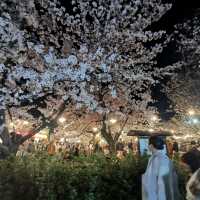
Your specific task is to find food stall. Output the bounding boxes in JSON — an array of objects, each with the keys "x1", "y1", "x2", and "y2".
[{"x1": 127, "y1": 130, "x2": 172, "y2": 156}]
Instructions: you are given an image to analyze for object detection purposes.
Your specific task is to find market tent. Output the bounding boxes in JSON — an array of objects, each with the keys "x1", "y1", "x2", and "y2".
[{"x1": 127, "y1": 130, "x2": 172, "y2": 137}]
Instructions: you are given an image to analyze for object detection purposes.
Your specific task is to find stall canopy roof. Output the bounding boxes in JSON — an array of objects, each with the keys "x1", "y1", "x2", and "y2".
[{"x1": 127, "y1": 130, "x2": 172, "y2": 137}]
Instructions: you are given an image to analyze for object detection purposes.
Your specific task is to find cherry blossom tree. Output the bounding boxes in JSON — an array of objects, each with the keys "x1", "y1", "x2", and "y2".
[
  {"x1": 165, "y1": 18, "x2": 200, "y2": 137},
  {"x1": 175, "y1": 17, "x2": 200, "y2": 70},
  {"x1": 165, "y1": 69, "x2": 200, "y2": 136},
  {"x1": 0, "y1": 0, "x2": 183, "y2": 157}
]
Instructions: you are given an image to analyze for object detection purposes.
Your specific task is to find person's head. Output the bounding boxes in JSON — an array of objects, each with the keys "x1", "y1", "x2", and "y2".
[
  {"x1": 191, "y1": 141, "x2": 197, "y2": 149},
  {"x1": 181, "y1": 150, "x2": 200, "y2": 173},
  {"x1": 10, "y1": 132, "x2": 15, "y2": 137},
  {"x1": 149, "y1": 136, "x2": 164, "y2": 153}
]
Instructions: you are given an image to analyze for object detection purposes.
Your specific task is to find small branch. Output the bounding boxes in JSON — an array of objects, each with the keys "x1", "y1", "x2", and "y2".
[{"x1": 77, "y1": 122, "x2": 93, "y2": 137}]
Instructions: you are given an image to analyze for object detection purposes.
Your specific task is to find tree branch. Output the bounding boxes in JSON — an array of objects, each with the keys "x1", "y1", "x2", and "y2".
[
  {"x1": 20, "y1": 99, "x2": 69, "y2": 143},
  {"x1": 114, "y1": 116, "x2": 129, "y2": 142}
]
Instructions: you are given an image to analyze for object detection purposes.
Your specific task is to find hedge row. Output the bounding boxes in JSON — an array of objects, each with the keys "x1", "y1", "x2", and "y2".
[{"x1": 0, "y1": 153, "x2": 188, "y2": 200}]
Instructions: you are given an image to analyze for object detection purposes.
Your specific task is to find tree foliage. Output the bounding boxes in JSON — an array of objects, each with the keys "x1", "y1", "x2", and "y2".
[{"x1": 0, "y1": 0, "x2": 184, "y2": 156}]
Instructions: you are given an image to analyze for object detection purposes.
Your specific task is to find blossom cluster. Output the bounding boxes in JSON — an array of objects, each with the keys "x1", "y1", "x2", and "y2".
[{"x1": 0, "y1": 0, "x2": 181, "y2": 120}]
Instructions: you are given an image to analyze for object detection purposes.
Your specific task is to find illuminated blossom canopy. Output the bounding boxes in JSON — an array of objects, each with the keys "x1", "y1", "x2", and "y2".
[
  {"x1": 0, "y1": 0, "x2": 187, "y2": 155},
  {"x1": 0, "y1": 0, "x2": 181, "y2": 110}
]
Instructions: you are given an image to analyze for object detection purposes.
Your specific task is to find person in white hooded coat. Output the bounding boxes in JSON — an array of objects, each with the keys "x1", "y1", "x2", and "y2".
[{"x1": 142, "y1": 136, "x2": 180, "y2": 200}]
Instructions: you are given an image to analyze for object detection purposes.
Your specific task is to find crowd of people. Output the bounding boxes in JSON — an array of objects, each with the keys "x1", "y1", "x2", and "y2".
[
  {"x1": 16, "y1": 138, "x2": 138, "y2": 159},
  {"x1": 16, "y1": 136, "x2": 200, "y2": 200},
  {"x1": 16, "y1": 136, "x2": 191, "y2": 160},
  {"x1": 17, "y1": 139, "x2": 94, "y2": 159}
]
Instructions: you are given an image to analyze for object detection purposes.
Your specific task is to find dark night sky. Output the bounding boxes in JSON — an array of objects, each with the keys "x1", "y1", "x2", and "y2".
[
  {"x1": 149, "y1": 0, "x2": 200, "y2": 120},
  {"x1": 153, "y1": 0, "x2": 200, "y2": 32}
]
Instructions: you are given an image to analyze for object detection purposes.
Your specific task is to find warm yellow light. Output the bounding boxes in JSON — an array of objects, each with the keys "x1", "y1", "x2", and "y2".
[
  {"x1": 35, "y1": 134, "x2": 47, "y2": 139},
  {"x1": 173, "y1": 136, "x2": 181, "y2": 140},
  {"x1": 188, "y1": 110, "x2": 195, "y2": 116},
  {"x1": 23, "y1": 121, "x2": 29, "y2": 125},
  {"x1": 170, "y1": 129, "x2": 175, "y2": 134},
  {"x1": 148, "y1": 128, "x2": 154, "y2": 132},
  {"x1": 183, "y1": 135, "x2": 192, "y2": 140},
  {"x1": 95, "y1": 133, "x2": 101, "y2": 140},
  {"x1": 59, "y1": 117, "x2": 66, "y2": 123},
  {"x1": 99, "y1": 138, "x2": 106, "y2": 145},
  {"x1": 93, "y1": 127, "x2": 98, "y2": 132},
  {"x1": 151, "y1": 115, "x2": 158, "y2": 121},
  {"x1": 110, "y1": 118, "x2": 117, "y2": 124},
  {"x1": 10, "y1": 122, "x2": 14, "y2": 127},
  {"x1": 0, "y1": 138, "x2": 3, "y2": 144}
]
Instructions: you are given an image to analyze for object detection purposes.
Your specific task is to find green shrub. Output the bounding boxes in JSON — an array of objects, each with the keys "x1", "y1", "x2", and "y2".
[{"x1": 0, "y1": 153, "x2": 188, "y2": 200}]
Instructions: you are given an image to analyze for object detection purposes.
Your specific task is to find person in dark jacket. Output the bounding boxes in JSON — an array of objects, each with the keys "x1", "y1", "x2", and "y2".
[
  {"x1": 182, "y1": 147, "x2": 200, "y2": 200},
  {"x1": 116, "y1": 139, "x2": 124, "y2": 151},
  {"x1": 182, "y1": 145, "x2": 200, "y2": 173}
]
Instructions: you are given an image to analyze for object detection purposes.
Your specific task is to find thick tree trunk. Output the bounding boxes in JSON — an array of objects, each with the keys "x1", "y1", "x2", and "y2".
[
  {"x1": 0, "y1": 109, "x2": 23, "y2": 158},
  {"x1": 100, "y1": 114, "x2": 128, "y2": 155},
  {"x1": 0, "y1": 109, "x2": 13, "y2": 158},
  {"x1": 100, "y1": 114, "x2": 117, "y2": 154},
  {"x1": 107, "y1": 138, "x2": 116, "y2": 154}
]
